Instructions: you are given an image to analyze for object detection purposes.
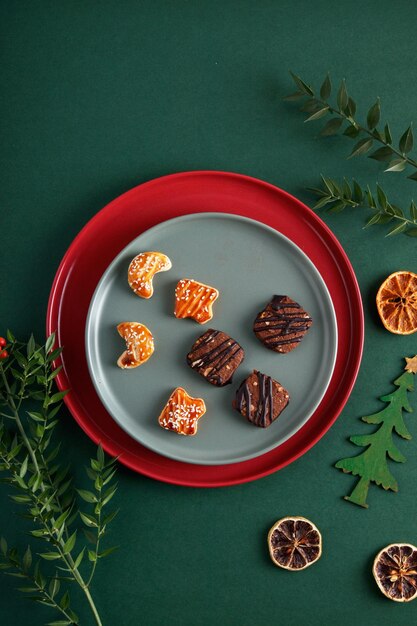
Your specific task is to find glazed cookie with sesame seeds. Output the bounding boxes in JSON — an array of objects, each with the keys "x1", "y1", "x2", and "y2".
[
  {"x1": 158, "y1": 387, "x2": 207, "y2": 436},
  {"x1": 116, "y1": 322, "x2": 154, "y2": 369},
  {"x1": 174, "y1": 278, "x2": 219, "y2": 324},
  {"x1": 128, "y1": 251, "x2": 172, "y2": 299}
]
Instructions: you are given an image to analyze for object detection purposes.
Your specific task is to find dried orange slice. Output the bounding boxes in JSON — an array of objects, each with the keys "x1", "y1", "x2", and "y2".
[
  {"x1": 117, "y1": 322, "x2": 154, "y2": 369},
  {"x1": 174, "y1": 278, "x2": 219, "y2": 324},
  {"x1": 373, "y1": 543, "x2": 417, "y2": 602},
  {"x1": 268, "y1": 516, "x2": 322, "y2": 571},
  {"x1": 128, "y1": 251, "x2": 172, "y2": 299},
  {"x1": 376, "y1": 271, "x2": 417, "y2": 335},
  {"x1": 158, "y1": 387, "x2": 206, "y2": 436}
]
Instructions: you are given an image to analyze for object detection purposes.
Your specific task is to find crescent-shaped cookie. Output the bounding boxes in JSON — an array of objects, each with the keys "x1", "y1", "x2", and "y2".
[
  {"x1": 128, "y1": 251, "x2": 172, "y2": 299},
  {"x1": 116, "y1": 322, "x2": 154, "y2": 369}
]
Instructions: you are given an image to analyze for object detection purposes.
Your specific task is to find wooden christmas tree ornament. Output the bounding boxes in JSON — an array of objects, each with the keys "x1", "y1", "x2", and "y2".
[{"x1": 336, "y1": 356, "x2": 417, "y2": 508}]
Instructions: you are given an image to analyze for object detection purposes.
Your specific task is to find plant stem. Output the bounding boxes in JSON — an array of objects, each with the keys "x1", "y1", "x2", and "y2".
[
  {"x1": 0, "y1": 366, "x2": 40, "y2": 475},
  {"x1": 0, "y1": 363, "x2": 104, "y2": 626},
  {"x1": 316, "y1": 98, "x2": 417, "y2": 169}
]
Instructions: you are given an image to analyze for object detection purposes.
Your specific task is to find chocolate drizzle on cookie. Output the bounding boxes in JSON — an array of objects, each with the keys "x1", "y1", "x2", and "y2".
[
  {"x1": 187, "y1": 329, "x2": 245, "y2": 386},
  {"x1": 253, "y1": 295, "x2": 312, "y2": 353},
  {"x1": 233, "y1": 370, "x2": 290, "y2": 428}
]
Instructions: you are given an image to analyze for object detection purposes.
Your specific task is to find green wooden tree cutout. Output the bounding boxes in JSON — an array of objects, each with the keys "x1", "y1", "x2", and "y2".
[{"x1": 336, "y1": 356, "x2": 417, "y2": 508}]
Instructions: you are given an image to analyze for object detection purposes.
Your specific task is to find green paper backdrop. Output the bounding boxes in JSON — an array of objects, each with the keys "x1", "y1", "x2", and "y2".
[{"x1": 1, "y1": 1, "x2": 417, "y2": 624}]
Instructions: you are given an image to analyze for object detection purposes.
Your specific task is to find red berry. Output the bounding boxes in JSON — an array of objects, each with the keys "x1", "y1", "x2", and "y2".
[
  {"x1": 0, "y1": 337, "x2": 6, "y2": 348},
  {"x1": 0, "y1": 350, "x2": 8, "y2": 359}
]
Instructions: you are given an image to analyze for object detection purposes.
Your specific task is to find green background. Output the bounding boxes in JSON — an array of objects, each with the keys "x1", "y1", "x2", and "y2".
[{"x1": 1, "y1": 1, "x2": 417, "y2": 624}]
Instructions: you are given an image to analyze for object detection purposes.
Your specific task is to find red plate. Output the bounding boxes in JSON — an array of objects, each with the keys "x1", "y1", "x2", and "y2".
[{"x1": 46, "y1": 171, "x2": 363, "y2": 487}]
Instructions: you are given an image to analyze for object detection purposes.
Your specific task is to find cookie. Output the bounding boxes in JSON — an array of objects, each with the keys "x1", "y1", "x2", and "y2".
[
  {"x1": 233, "y1": 370, "x2": 289, "y2": 428},
  {"x1": 116, "y1": 322, "x2": 154, "y2": 369},
  {"x1": 187, "y1": 329, "x2": 245, "y2": 386},
  {"x1": 128, "y1": 251, "x2": 172, "y2": 299},
  {"x1": 174, "y1": 278, "x2": 219, "y2": 324},
  {"x1": 253, "y1": 295, "x2": 312, "y2": 353},
  {"x1": 158, "y1": 387, "x2": 206, "y2": 436}
]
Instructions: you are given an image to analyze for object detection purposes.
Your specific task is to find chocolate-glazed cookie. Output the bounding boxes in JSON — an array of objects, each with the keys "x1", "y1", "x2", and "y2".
[
  {"x1": 186, "y1": 329, "x2": 245, "y2": 386},
  {"x1": 253, "y1": 295, "x2": 312, "y2": 353},
  {"x1": 233, "y1": 370, "x2": 290, "y2": 428}
]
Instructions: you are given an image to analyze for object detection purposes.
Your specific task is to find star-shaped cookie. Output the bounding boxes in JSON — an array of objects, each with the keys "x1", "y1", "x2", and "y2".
[{"x1": 158, "y1": 387, "x2": 206, "y2": 435}]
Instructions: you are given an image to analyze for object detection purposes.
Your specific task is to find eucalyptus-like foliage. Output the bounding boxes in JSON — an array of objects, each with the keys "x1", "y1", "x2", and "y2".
[
  {"x1": 285, "y1": 72, "x2": 417, "y2": 237},
  {"x1": 0, "y1": 332, "x2": 118, "y2": 626},
  {"x1": 309, "y1": 176, "x2": 417, "y2": 237}
]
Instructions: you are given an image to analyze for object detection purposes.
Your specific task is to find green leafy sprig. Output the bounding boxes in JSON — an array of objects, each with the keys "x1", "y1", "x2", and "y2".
[
  {"x1": 310, "y1": 177, "x2": 417, "y2": 237},
  {"x1": 0, "y1": 332, "x2": 118, "y2": 626},
  {"x1": 285, "y1": 72, "x2": 417, "y2": 237}
]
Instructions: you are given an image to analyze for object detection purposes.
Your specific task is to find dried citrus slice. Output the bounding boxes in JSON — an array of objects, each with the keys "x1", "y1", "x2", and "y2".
[
  {"x1": 267, "y1": 516, "x2": 322, "y2": 571},
  {"x1": 373, "y1": 543, "x2": 417, "y2": 602},
  {"x1": 376, "y1": 271, "x2": 417, "y2": 335},
  {"x1": 116, "y1": 322, "x2": 154, "y2": 369}
]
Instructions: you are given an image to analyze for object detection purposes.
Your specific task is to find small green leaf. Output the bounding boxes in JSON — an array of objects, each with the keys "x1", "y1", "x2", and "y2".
[
  {"x1": 6, "y1": 329, "x2": 15, "y2": 343},
  {"x1": 346, "y1": 97, "x2": 356, "y2": 117},
  {"x1": 319, "y1": 117, "x2": 343, "y2": 136},
  {"x1": 343, "y1": 124, "x2": 360, "y2": 138},
  {"x1": 384, "y1": 122, "x2": 392, "y2": 144},
  {"x1": 73, "y1": 547, "x2": 85, "y2": 570},
  {"x1": 326, "y1": 201, "x2": 346, "y2": 214},
  {"x1": 348, "y1": 138, "x2": 373, "y2": 158},
  {"x1": 46, "y1": 621, "x2": 71, "y2": 626},
  {"x1": 22, "y1": 545, "x2": 32, "y2": 572},
  {"x1": 405, "y1": 227, "x2": 417, "y2": 237},
  {"x1": 103, "y1": 509, "x2": 119, "y2": 526},
  {"x1": 97, "y1": 445, "x2": 105, "y2": 468},
  {"x1": 102, "y1": 484, "x2": 118, "y2": 506},
  {"x1": 45, "y1": 334, "x2": 56, "y2": 354},
  {"x1": 80, "y1": 512, "x2": 98, "y2": 528},
  {"x1": 410, "y1": 201, "x2": 417, "y2": 221},
  {"x1": 352, "y1": 180, "x2": 363, "y2": 203},
  {"x1": 408, "y1": 171, "x2": 417, "y2": 181},
  {"x1": 77, "y1": 489, "x2": 97, "y2": 503},
  {"x1": 289, "y1": 71, "x2": 314, "y2": 96},
  {"x1": 19, "y1": 456, "x2": 29, "y2": 479},
  {"x1": 102, "y1": 468, "x2": 117, "y2": 486},
  {"x1": 367, "y1": 99, "x2": 380, "y2": 129},
  {"x1": 368, "y1": 146, "x2": 394, "y2": 162},
  {"x1": 386, "y1": 222, "x2": 407, "y2": 237},
  {"x1": 63, "y1": 530, "x2": 77, "y2": 555},
  {"x1": 49, "y1": 575, "x2": 60, "y2": 599},
  {"x1": 399, "y1": 125, "x2": 413, "y2": 153},
  {"x1": 83, "y1": 529, "x2": 97, "y2": 544},
  {"x1": 385, "y1": 159, "x2": 407, "y2": 172},
  {"x1": 363, "y1": 213, "x2": 384, "y2": 228},
  {"x1": 337, "y1": 79, "x2": 348, "y2": 112},
  {"x1": 305, "y1": 106, "x2": 329, "y2": 122},
  {"x1": 376, "y1": 184, "x2": 388, "y2": 210},
  {"x1": 39, "y1": 552, "x2": 61, "y2": 561},
  {"x1": 320, "y1": 73, "x2": 331, "y2": 100},
  {"x1": 300, "y1": 98, "x2": 321, "y2": 113},
  {"x1": 98, "y1": 546, "x2": 118, "y2": 559},
  {"x1": 283, "y1": 91, "x2": 305, "y2": 101},
  {"x1": 49, "y1": 390, "x2": 68, "y2": 404},
  {"x1": 0, "y1": 537, "x2": 7, "y2": 556},
  {"x1": 59, "y1": 590, "x2": 70, "y2": 610},
  {"x1": 88, "y1": 550, "x2": 97, "y2": 562},
  {"x1": 27, "y1": 334, "x2": 35, "y2": 357}
]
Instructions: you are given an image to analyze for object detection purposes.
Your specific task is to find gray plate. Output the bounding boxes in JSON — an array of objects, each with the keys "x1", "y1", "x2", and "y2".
[{"x1": 86, "y1": 213, "x2": 337, "y2": 465}]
